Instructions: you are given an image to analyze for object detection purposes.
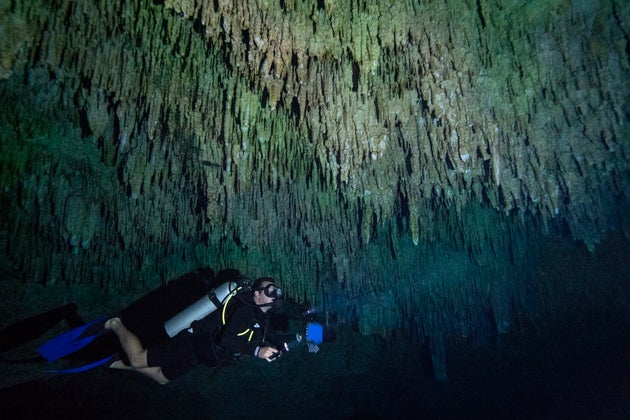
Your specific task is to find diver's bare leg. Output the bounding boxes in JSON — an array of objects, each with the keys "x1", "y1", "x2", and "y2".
[
  {"x1": 105, "y1": 318, "x2": 169, "y2": 384},
  {"x1": 104, "y1": 318, "x2": 148, "y2": 368},
  {"x1": 109, "y1": 360, "x2": 169, "y2": 385}
]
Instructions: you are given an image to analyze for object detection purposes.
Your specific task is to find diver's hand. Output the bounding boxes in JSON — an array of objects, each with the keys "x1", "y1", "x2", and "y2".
[{"x1": 257, "y1": 346, "x2": 280, "y2": 362}]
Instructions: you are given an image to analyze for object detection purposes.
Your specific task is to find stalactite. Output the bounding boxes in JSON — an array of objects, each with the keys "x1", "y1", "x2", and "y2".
[{"x1": 0, "y1": 1, "x2": 628, "y2": 382}]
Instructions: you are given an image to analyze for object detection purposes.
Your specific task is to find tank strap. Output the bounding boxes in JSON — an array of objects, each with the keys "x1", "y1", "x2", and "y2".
[{"x1": 208, "y1": 289, "x2": 222, "y2": 308}]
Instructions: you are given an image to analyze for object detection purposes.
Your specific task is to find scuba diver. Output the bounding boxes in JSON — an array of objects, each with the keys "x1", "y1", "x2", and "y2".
[
  {"x1": 2, "y1": 268, "x2": 331, "y2": 385},
  {"x1": 104, "y1": 277, "x2": 294, "y2": 384},
  {"x1": 15, "y1": 267, "x2": 334, "y2": 384}
]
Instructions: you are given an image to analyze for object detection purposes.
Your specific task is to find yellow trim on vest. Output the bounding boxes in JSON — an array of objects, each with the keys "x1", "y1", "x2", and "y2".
[
  {"x1": 237, "y1": 328, "x2": 251, "y2": 337},
  {"x1": 221, "y1": 286, "x2": 242, "y2": 325},
  {"x1": 236, "y1": 328, "x2": 254, "y2": 342}
]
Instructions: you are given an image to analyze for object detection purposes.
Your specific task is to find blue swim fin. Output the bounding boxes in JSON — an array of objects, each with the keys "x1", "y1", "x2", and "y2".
[
  {"x1": 36, "y1": 316, "x2": 108, "y2": 362},
  {"x1": 46, "y1": 355, "x2": 115, "y2": 374}
]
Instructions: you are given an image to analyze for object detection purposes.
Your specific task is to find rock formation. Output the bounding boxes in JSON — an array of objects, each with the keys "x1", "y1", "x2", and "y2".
[{"x1": 1, "y1": 0, "x2": 628, "y2": 380}]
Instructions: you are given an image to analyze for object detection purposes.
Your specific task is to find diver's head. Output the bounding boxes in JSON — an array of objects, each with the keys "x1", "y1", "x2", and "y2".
[{"x1": 252, "y1": 277, "x2": 282, "y2": 312}]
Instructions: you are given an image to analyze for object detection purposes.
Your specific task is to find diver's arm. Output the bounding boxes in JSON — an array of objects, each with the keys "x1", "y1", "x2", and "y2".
[{"x1": 265, "y1": 332, "x2": 301, "y2": 350}]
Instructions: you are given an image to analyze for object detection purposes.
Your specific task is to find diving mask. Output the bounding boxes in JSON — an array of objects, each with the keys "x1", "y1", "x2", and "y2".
[{"x1": 258, "y1": 283, "x2": 282, "y2": 299}]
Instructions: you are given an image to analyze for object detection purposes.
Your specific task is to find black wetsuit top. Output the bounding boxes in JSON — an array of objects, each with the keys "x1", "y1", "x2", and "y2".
[
  {"x1": 147, "y1": 292, "x2": 290, "y2": 380},
  {"x1": 215, "y1": 296, "x2": 270, "y2": 356}
]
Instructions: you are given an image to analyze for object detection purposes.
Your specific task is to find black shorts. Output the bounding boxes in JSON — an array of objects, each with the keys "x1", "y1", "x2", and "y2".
[{"x1": 147, "y1": 332, "x2": 200, "y2": 380}]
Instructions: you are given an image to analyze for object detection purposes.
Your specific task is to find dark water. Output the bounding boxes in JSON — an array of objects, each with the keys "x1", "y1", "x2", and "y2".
[
  {"x1": 1, "y1": 312, "x2": 628, "y2": 420},
  {"x1": 2, "y1": 240, "x2": 629, "y2": 419}
]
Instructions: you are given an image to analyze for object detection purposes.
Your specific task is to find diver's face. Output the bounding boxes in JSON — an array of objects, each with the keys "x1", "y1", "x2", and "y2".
[{"x1": 254, "y1": 281, "x2": 277, "y2": 312}]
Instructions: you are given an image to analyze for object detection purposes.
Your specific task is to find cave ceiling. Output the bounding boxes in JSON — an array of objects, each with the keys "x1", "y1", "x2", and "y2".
[{"x1": 0, "y1": 0, "x2": 629, "y2": 341}]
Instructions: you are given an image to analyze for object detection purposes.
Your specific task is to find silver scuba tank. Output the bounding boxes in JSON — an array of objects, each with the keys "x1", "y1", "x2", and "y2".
[{"x1": 164, "y1": 281, "x2": 237, "y2": 337}]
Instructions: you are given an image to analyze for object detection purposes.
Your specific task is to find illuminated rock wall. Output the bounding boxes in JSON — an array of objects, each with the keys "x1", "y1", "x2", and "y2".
[{"x1": 1, "y1": 0, "x2": 628, "y2": 377}]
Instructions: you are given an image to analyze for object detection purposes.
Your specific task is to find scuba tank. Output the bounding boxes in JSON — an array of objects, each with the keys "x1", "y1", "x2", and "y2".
[{"x1": 164, "y1": 281, "x2": 238, "y2": 337}]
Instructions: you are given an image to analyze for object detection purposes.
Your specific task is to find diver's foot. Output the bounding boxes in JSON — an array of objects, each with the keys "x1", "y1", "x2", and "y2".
[
  {"x1": 109, "y1": 360, "x2": 132, "y2": 370},
  {"x1": 104, "y1": 317, "x2": 122, "y2": 331}
]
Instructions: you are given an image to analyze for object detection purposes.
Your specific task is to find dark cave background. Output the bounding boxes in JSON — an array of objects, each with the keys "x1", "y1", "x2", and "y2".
[
  {"x1": 1, "y1": 235, "x2": 627, "y2": 419},
  {"x1": 1, "y1": 0, "x2": 629, "y2": 418}
]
